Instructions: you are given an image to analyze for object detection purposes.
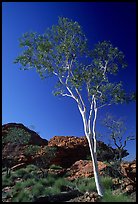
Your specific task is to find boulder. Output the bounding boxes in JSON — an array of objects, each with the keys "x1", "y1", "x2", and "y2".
[
  {"x1": 66, "y1": 160, "x2": 107, "y2": 180},
  {"x1": 120, "y1": 160, "x2": 136, "y2": 181}
]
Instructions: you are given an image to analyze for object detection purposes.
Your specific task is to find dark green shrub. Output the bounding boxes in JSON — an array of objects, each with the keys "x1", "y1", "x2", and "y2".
[
  {"x1": 49, "y1": 164, "x2": 63, "y2": 170},
  {"x1": 102, "y1": 189, "x2": 133, "y2": 202},
  {"x1": 2, "y1": 127, "x2": 31, "y2": 145},
  {"x1": 11, "y1": 189, "x2": 32, "y2": 202},
  {"x1": 2, "y1": 175, "x2": 14, "y2": 187},
  {"x1": 101, "y1": 176, "x2": 113, "y2": 190},
  {"x1": 16, "y1": 168, "x2": 27, "y2": 177}
]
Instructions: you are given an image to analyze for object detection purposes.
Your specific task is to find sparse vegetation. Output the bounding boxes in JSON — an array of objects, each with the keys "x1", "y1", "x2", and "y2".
[
  {"x1": 101, "y1": 189, "x2": 133, "y2": 202},
  {"x1": 2, "y1": 162, "x2": 135, "y2": 202}
]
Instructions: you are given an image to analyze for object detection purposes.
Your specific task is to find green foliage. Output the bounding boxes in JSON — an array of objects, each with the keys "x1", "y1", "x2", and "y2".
[
  {"x1": 74, "y1": 177, "x2": 96, "y2": 192},
  {"x1": 14, "y1": 16, "x2": 135, "y2": 108},
  {"x1": 49, "y1": 164, "x2": 63, "y2": 170},
  {"x1": 101, "y1": 176, "x2": 113, "y2": 189},
  {"x1": 31, "y1": 182, "x2": 45, "y2": 197},
  {"x1": 25, "y1": 164, "x2": 39, "y2": 172},
  {"x1": 11, "y1": 189, "x2": 32, "y2": 202},
  {"x1": 2, "y1": 127, "x2": 31, "y2": 145},
  {"x1": 24, "y1": 145, "x2": 40, "y2": 156},
  {"x1": 101, "y1": 189, "x2": 133, "y2": 202},
  {"x1": 54, "y1": 177, "x2": 69, "y2": 190},
  {"x1": 2, "y1": 174, "x2": 14, "y2": 188},
  {"x1": 16, "y1": 168, "x2": 28, "y2": 177},
  {"x1": 34, "y1": 146, "x2": 57, "y2": 169}
]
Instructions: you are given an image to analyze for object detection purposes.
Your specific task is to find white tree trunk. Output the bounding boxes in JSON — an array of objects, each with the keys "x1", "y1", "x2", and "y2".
[
  {"x1": 87, "y1": 135, "x2": 104, "y2": 197},
  {"x1": 80, "y1": 96, "x2": 104, "y2": 197}
]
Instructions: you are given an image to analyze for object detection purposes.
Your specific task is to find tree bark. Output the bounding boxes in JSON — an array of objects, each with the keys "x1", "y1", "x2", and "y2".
[{"x1": 87, "y1": 135, "x2": 104, "y2": 197}]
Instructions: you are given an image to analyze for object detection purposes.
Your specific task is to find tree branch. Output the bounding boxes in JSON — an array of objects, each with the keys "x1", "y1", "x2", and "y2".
[
  {"x1": 97, "y1": 103, "x2": 111, "y2": 110},
  {"x1": 93, "y1": 95, "x2": 98, "y2": 153},
  {"x1": 122, "y1": 136, "x2": 135, "y2": 148},
  {"x1": 88, "y1": 95, "x2": 94, "y2": 133},
  {"x1": 70, "y1": 69, "x2": 86, "y2": 112}
]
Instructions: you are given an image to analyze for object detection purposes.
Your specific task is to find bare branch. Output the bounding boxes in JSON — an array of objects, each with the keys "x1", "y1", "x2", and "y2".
[
  {"x1": 61, "y1": 93, "x2": 73, "y2": 98},
  {"x1": 97, "y1": 103, "x2": 111, "y2": 110},
  {"x1": 122, "y1": 136, "x2": 135, "y2": 148}
]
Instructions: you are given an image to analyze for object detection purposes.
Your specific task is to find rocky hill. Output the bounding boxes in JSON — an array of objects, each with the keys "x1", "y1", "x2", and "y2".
[
  {"x1": 2, "y1": 123, "x2": 128, "y2": 169},
  {"x1": 2, "y1": 123, "x2": 136, "y2": 202},
  {"x1": 2, "y1": 123, "x2": 48, "y2": 146}
]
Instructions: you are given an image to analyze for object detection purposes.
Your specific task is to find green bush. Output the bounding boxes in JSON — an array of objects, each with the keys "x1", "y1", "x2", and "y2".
[
  {"x1": 54, "y1": 177, "x2": 69, "y2": 190},
  {"x1": 24, "y1": 145, "x2": 40, "y2": 156},
  {"x1": 2, "y1": 127, "x2": 31, "y2": 145},
  {"x1": 14, "y1": 181, "x2": 26, "y2": 191},
  {"x1": 11, "y1": 189, "x2": 32, "y2": 202},
  {"x1": 22, "y1": 178, "x2": 36, "y2": 187},
  {"x1": 43, "y1": 186, "x2": 61, "y2": 196},
  {"x1": 74, "y1": 177, "x2": 96, "y2": 192},
  {"x1": 2, "y1": 175, "x2": 14, "y2": 187},
  {"x1": 49, "y1": 164, "x2": 63, "y2": 170},
  {"x1": 16, "y1": 168, "x2": 28, "y2": 177},
  {"x1": 22, "y1": 172, "x2": 34, "y2": 180},
  {"x1": 10, "y1": 172, "x2": 19, "y2": 181},
  {"x1": 102, "y1": 189, "x2": 133, "y2": 202},
  {"x1": 31, "y1": 182, "x2": 46, "y2": 197},
  {"x1": 101, "y1": 176, "x2": 113, "y2": 190},
  {"x1": 25, "y1": 164, "x2": 39, "y2": 172}
]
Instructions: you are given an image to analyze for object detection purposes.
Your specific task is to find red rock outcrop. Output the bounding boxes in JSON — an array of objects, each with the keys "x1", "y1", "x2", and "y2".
[
  {"x1": 66, "y1": 159, "x2": 107, "y2": 181},
  {"x1": 120, "y1": 160, "x2": 136, "y2": 182},
  {"x1": 47, "y1": 135, "x2": 128, "y2": 168},
  {"x1": 2, "y1": 123, "x2": 130, "y2": 170},
  {"x1": 48, "y1": 136, "x2": 89, "y2": 168}
]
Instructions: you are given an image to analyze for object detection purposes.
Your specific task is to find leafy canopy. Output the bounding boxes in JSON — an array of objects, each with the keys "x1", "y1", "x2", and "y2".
[{"x1": 14, "y1": 17, "x2": 135, "y2": 108}]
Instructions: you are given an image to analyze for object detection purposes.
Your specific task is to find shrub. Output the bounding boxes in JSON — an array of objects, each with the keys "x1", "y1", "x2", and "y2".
[
  {"x1": 16, "y1": 168, "x2": 27, "y2": 177},
  {"x1": 11, "y1": 189, "x2": 32, "y2": 202},
  {"x1": 101, "y1": 176, "x2": 113, "y2": 190},
  {"x1": 54, "y1": 177, "x2": 68, "y2": 190},
  {"x1": 74, "y1": 177, "x2": 96, "y2": 192},
  {"x1": 25, "y1": 164, "x2": 39, "y2": 172},
  {"x1": 10, "y1": 172, "x2": 19, "y2": 181},
  {"x1": 22, "y1": 172, "x2": 34, "y2": 180},
  {"x1": 2, "y1": 127, "x2": 31, "y2": 145},
  {"x1": 46, "y1": 175, "x2": 56, "y2": 185},
  {"x1": 31, "y1": 182, "x2": 46, "y2": 197},
  {"x1": 102, "y1": 189, "x2": 133, "y2": 202},
  {"x1": 22, "y1": 178, "x2": 36, "y2": 187},
  {"x1": 43, "y1": 186, "x2": 61, "y2": 196},
  {"x1": 2, "y1": 175, "x2": 14, "y2": 187},
  {"x1": 49, "y1": 164, "x2": 63, "y2": 170},
  {"x1": 14, "y1": 181, "x2": 26, "y2": 191},
  {"x1": 24, "y1": 145, "x2": 40, "y2": 156}
]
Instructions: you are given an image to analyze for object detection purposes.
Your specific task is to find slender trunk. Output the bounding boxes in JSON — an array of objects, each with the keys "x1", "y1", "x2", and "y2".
[
  {"x1": 87, "y1": 135, "x2": 104, "y2": 197},
  {"x1": 78, "y1": 97, "x2": 104, "y2": 196},
  {"x1": 93, "y1": 96, "x2": 97, "y2": 153}
]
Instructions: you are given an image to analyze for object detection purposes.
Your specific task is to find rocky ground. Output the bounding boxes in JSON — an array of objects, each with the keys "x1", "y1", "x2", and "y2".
[{"x1": 2, "y1": 123, "x2": 136, "y2": 202}]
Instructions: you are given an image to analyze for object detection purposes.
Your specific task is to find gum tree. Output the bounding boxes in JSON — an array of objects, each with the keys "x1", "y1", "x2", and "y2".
[
  {"x1": 14, "y1": 17, "x2": 135, "y2": 196},
  {"x1": 103, "y1": 114, "x2": 135, "y2": 163}
]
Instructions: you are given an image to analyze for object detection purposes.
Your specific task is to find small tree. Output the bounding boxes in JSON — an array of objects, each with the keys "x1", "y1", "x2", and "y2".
[
  {"x1": 102, "y1": 114, "x2": 135, "y2": 165},
  {"x1": 24, "y1": 145, "x2": 57, "y2": 177},
  {"x1": 14, "y1": 17, "x2": 135, "y2": 196},
  {"x1": 2, "y1": 127, "x2": 31, "y2": 176}
]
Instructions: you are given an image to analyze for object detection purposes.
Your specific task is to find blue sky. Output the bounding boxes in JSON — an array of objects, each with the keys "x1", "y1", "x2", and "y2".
[{"x1": 2, "y1": 2, "x2": 136, "y2": 161}]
